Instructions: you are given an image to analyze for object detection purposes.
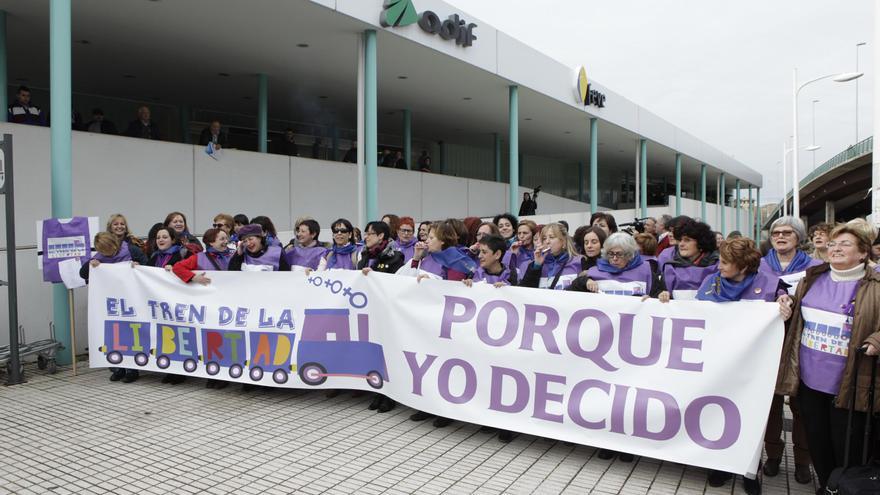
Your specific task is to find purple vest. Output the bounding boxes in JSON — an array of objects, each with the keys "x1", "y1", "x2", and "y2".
[
  {"x1": 799, "y1": 272, "x2": 859, "y2": 394},
  {"x1": 737, "y1": 272, "x2": 781, "y2": 301},
  {"x1": 94, "y1": 241, "x2": 132, "y2": 264},
  {"x1": 42, "y1": 217, "x2": 92, "y2": 283},
  {"x1": 537, "y1": 255, "x2": 584, "y2": 290},
  {"x1": 285, "y1": 245, "x2": 328, "y2": 269},
  {"x1": 325, "y1": 246, "x2": 361, "y2": 270},
  {"x1": 759, "y1": 255, "x2": 823, "y2": 296},
  {"x1": 473, "y1": 265, "x2": 512, "y2": 285},
  {"x1": 587, "y1": 262, "x2": 654, "y2": 296},
  {"x1": 392, "y1": 239, "x2": 417, "y2": 263},
  {"x1": 657, "y1": 246, "x2": 675, "y2": 267},
  {"x1": 417, "y1": 254, "x2": 445, "y2": 278},
  {"x1": 245, "y1": 245, "x2": 283, "y2": 271},
  {"x1": 663, "y1": 261, "x2": 719, "y2": 300},
  {"x1": 196, "y1": 251, "x2": 231, "y2": 271}
]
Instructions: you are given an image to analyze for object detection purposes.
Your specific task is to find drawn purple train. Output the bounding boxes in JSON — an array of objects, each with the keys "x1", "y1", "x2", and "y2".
[
  {"x1": 296, "y1": 308, "x2": 388, "y2": 389},
  {"x1": 101, "y1": 321, "x2": 295, "y2": 385},
  {"x1": 100, "y1": 320, "x2": 152, "y2": 367}
]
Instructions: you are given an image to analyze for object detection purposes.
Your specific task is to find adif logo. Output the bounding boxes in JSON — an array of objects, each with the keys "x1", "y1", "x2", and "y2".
[
  {"x1": 573, "y1": 66, "x2": 607, "y2": 108},
  {"x1": 380, "y1": 0, "x2": 478, "y2": 47},
  {"x1": 380, "y1": 0, "x2": 419, "y2": 28}
]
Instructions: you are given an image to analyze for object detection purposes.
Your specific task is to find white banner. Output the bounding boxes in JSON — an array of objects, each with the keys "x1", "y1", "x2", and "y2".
[{"x1": 88, "y1": 264, "x2": 783, "y2": 475}]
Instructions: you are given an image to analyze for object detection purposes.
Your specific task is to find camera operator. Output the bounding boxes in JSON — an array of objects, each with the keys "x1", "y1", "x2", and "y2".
[{"x1": 518, "y1": 186, "x2": 541, "y2": 216}]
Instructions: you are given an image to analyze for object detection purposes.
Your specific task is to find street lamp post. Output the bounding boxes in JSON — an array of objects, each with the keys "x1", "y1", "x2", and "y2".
[
  {"x1": 791, "y1": 69, "x2": 862, "y2": 219},
  {"x1": 856, "y1": 41, "x2": 867, "y2": 143},
  {"x1": 809, "y1": 99, "x2": 820, "y2": 170}
]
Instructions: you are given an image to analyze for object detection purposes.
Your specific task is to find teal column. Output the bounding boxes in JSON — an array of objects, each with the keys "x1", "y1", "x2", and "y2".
[
  {"x1": 700, "y1": 163, "x2": 707, "y2": 221},
  {"x1": 257, "y1": 73, "x2": 268, "y2": 153},
  {"x1": 748, "y1": 187, "x2": 754, "y2": 239},
  {"x1": 639, "y1": 139, "x2": 648, "y2": 217},
  {"x1": 577, "y1": 161, "x2": 584, "y2": 202},
  {"x1": 719, "y1": 173, "x2": 726, "y2": 234},
  {"x1": 756, "y1": 188, "x2": 762, "y2": 243},
  {"x1": 364, "y1": 30, "x2": 378, "y2": 221},
  {"x1": 50, "y1": 0, "x2": 73, "y2": 365},
  {"x1": 402, "y1": 109, "x2": 411, "y2": 170},
  {"x1": 0, "y1": 11, "x2": 7, "y2": 122},
  {"x1": 674, "y1": 153, "x2": 682, "y2": 216},
  {"x1": 494, "y1": 133, "x2": 501, "y2": 182},
  {"x1": 508, "y1": 85, "x2": 519, "y2": 214},
  {"x1": 735, "y1": 179, "x2": 741, "y2": 232},
  {"x1": 589, "y1": 118, "x2": 598, "y2": 212},
  {"x1": 179, "y1": 105, "x2": 190, "y2": 144}
]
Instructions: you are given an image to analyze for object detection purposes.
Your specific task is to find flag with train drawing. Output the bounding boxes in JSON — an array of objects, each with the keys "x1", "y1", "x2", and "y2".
[{"x1": 88, "y1": 263, "x2": 783, "y2": 477}]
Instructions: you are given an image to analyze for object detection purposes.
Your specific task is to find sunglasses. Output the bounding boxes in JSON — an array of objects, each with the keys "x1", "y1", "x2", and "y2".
[
  {"x1": 213, "y1": 223, "x2": 228, "y2": 229},
  {"x1": 332, "y1": 228, "x2": 351, "y2": 234}
]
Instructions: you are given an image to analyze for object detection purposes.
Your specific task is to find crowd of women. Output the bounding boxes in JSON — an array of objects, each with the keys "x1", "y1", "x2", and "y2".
[{"x1": 81, "y1": 208, "x2": 880, "y2": 495}]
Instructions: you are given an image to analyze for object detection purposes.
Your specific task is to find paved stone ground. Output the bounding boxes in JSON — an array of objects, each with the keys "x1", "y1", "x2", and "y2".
[{"x1": 0, "y1": 362, "x2": 817, "y2": 495}]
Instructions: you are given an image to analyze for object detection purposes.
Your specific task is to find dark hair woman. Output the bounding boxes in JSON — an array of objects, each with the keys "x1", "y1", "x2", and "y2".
[
  {"x1": 775, "y1": 223, "x2": 880, "y2": 493},
  {"x1": 492, "y1": 213, "x2": 518, "y2": 244},
  {"x1": 319, "y1": 218, "x2": 360, "y2": 271},
  {"x1": 164, "y1": 211, "x2": 203, "y2": 252},
  {"x1": 285, "y1": 218, "x2": 328, "y2": 269},
  {"x1": 658, "y1": 218, "x2": 718, "y2": 301},
  {"x1": 229, "y1": 224, "x2": 291, "y2": 272},
  {"x1": 589, "y1": 212, "x2": 618, "y2": 235},
  {"x1": 251, "y1": 215, "x2": 282, "y2": 248},
  {"x1": 172, "y1": 228, "x2": 233, "y2": 284}
]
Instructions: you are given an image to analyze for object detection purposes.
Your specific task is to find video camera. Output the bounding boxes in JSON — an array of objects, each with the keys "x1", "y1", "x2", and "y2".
[{"x1": 618, "y1": 217, "x2": 650, "y2": 235}]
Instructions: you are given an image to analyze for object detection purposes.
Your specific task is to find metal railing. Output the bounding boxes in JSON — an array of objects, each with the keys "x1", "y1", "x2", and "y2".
[{"x1": 764, "y1": 135, "x2": 873, "y2": 225}]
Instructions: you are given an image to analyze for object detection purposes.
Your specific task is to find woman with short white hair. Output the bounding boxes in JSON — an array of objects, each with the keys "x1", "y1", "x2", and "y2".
[{"x1": 580, "y1": 232, "x2": 661, "y2": 297}]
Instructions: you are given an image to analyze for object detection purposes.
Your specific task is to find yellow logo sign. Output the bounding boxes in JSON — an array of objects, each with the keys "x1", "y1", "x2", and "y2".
[{"x1": 575, "y1": 67, "x2": 589, "y2": 104}]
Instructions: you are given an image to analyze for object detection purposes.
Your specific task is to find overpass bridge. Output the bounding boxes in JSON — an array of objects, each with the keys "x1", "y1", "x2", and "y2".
[{"x1": 764, "y1": 136, "x2": 873, "y2": 229}]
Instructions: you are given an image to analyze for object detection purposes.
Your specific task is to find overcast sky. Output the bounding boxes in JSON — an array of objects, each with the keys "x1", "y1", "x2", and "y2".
[{"x1": 448, "y1": 0, "x2": 874, "y2": 204}]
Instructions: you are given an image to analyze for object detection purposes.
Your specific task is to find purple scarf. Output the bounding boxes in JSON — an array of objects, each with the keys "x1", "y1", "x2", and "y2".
[
  {"x1": 327, "y1": 243, "x2": 359, "y2": 270},
  {"x1": 149, "y1": 245, "x2": 180, "y2": 267}
]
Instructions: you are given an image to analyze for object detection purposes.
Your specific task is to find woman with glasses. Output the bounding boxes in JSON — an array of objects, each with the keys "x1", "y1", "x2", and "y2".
[
  {"x1": 657, "y1": 218, "x2": 718, "y2": 302},
  {"x1": 520, "y1": 223, "x2": 585, "y2": 290},
  {"x1": 578, "y1": 232, "x2": 661, "y2": 298},
  {"x1": 317, "y1": 218, "x2": 361, "y2": 271},
  {"x1": 392, "y1": 216, "x2": 418, "y2": 263},
  {"x1": 756, "y1": 216, "x2": 820, "y2": 484},
  {"x1": 285, "y1": 219, "x2": 328, "y2": 270},
  {"x1": 776, "y1": 223, "x2": 880, "y2": 493},
  {"x1": 357, "y1": 221, "x2": 405, "y2": 413}
]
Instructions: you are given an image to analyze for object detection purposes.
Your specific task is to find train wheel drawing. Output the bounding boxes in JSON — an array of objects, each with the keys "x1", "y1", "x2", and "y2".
[
  {"x1": 298, "y1": 363, "x2": 327, "y2": 386},
  {"x1": 206, "y1": 362, "x2": 220, "y2": 376},
  {"x1": 366, "y1": 371, "x2": 384, "y2": 390},
  {"x1": 183, "y1": 359, "x2": 198, "y2": 373},
  {"x1": 229, "y1": 364, "x2": 243, "y2": 379},
  {"x1": 156, "y1": 355, "x2": 171, "y2": 369},
  {"x1": 106, "y1": 351, "x2": 123, "y2": 365},
  {"x1": 249, "y1": 367, "x2": 264, "y2": 381},
  {"x1": 134, "y1": 353, "x2": 149, "y2": 366},
  {"x1": 272, "y1": 369, "x2": 289, "y2": 384}
]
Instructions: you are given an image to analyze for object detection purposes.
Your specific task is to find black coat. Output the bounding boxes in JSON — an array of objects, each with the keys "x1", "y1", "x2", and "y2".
[
  {"x1": 357, "y1": 244, "x2": 404, "y2": 273},
  {"x1": 198, "y1": 128, "x2": 229, "y2": 147},
  {"x1": 124, "y1": 120, "x2": 162, "y2": 140}
]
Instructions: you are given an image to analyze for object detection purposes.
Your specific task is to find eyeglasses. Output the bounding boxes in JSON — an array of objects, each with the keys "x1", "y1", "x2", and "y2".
[
  {"x1": 332, "y1": 228, "x2": 351, "y2": 234},
  {"x1": 213, "y1": 223, "x2": 228, "y2": 229},
  {"x1": 398, "y1": 228, "x2": 414, "y2": 234},
  {"x1": 771, "y1": 230, "x2": 796, "y2": 238},
  {"x1": 607, "y1": 251, "x2": 626, "y2": 259},
  {"x1": 364, "y1": 231, "x2": 378, "y2": 237},
  {"x1": 827, "y1": 241, "x2": 856, "y2": 249}
]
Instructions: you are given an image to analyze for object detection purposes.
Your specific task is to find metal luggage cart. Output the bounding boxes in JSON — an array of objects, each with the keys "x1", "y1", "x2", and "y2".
[{"x1": 0, "y1": 323, "x2": 64, "y2": 376}]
